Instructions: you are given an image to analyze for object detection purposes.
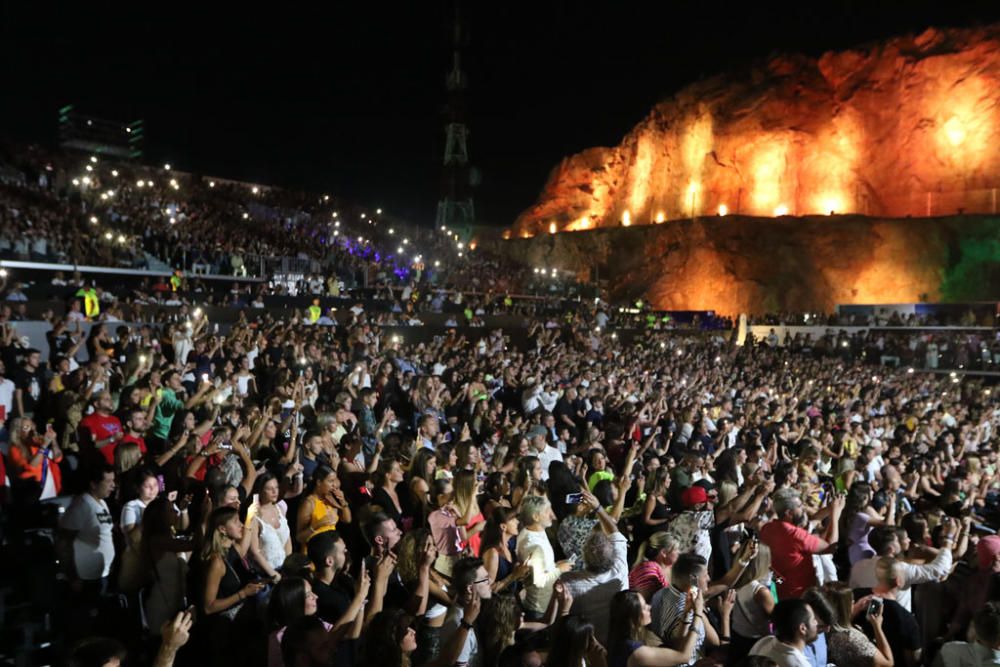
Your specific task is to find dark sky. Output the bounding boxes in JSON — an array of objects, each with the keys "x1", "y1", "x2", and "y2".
[{"x1": 4, "y1": 1, "x2": 1000, "y2": 226}]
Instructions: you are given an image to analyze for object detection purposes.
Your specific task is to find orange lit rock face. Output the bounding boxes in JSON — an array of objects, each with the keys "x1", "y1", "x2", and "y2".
[
  {"x1": 512, "y1": 26, "x2": 1000, "y2": 236},
  {"x1": 489, "y1": 215, "x2": 1000, "y2": 315}
]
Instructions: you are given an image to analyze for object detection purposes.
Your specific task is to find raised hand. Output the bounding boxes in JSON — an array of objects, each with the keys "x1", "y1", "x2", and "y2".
[
  {"x1": 356, "y1": 561, "x2": 372, "y2": 597},
  {"x1": 161, "y1": 609, "x2": 194, "y2": 651},
  {"x1": 463, "y1": 589, "x2": 482, "y2": 624}
]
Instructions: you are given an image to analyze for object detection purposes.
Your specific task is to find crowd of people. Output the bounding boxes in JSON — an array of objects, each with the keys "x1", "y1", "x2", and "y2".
[
  {"x1": 0, "y1": 279, "x2": 998, "y2": 667},
  {"x1": 750, "y1": 311, "x2": 999, "y2": 329},
  {"x1": 0, "y1": 143, "x2": 588, "y2": 301},
  {"x1": 1, "y1": 144, "x2": 1000, "y2": 667},
  {"x1": 761, "y1": 328, "x2": 1000, "y2": 373}
]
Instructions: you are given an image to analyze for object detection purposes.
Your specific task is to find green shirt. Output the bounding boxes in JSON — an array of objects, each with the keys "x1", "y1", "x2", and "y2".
[{"x1": 152, "y1": 388, "x2": 184, "y2": 439}]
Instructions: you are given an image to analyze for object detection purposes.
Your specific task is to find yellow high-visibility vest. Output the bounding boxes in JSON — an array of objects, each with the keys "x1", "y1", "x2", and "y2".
[
  {"x1": 77, "y1": 288, "x2": 100, "y2": 318},
  {"x1": 308, "y1": 305, "x2": 321, "y2": 323}
]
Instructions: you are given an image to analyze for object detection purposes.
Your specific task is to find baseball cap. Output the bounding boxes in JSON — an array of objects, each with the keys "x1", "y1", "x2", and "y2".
[{"x1": 681, "y1": 486, "x2": 709, "y2": 508}]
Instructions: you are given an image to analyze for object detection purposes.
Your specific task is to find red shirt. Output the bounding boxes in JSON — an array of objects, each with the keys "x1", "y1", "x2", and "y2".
[
  {"x1": 79, "y1": 412, "x2": 124, "y2": 464},
  {"x1": 759, "y1": 519, "x2": 821, "y2": 599}
]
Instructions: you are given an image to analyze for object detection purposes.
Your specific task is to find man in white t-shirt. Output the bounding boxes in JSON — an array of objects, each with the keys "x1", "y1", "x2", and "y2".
[
  {"x1": 750, "y1": 599, "x2": 818, "y2": 667},
  {"x1": 58, "y1": 465, "x2": 116, "y2": 594},
  {"x1": 0, "y1": 359, "x2": 15, "y2": 443},
  {"x1": 516, "y1": 496, "x2": 573, "y2": 619},
  {"x1": 529, "y1": 429, "x2": 562, "y2": 481}
]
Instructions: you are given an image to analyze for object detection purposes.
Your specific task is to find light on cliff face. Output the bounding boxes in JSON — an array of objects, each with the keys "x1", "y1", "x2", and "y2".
[
  {"x1": 774, "y1": 204, "x2": 789, "y2": 216},
  {"x1": 943, "y1": 116, "x2": 966, "y2": 146},
  {"x1": 565, "y1": 216, "x2": 593, "y2": 232},
  {"x1": 687, "y1": 182, "x2": 700, "y2": 218},
  {"x1": 821, "y1": 197, "x2": 843, "y2": 215},
  {"x1": 549, "y1": 222, "x2": 557, "y2": 234},
  {"x1": 718, "y1": 204, "x2": 728, "y2": 217},
  {"x1": 622, "y1": 211, "x2": 631, "y2": 226},
  {"x1": 655, "y1": 211, "x2": 665, "y2": 223}
]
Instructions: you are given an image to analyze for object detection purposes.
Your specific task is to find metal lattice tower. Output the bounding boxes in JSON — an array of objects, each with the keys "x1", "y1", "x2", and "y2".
[{"x1": 436, "y1": 2, "x2": 476, "y2": 230}]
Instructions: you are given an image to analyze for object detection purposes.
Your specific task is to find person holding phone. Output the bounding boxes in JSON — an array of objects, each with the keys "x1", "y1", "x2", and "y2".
[
  {"x1": 858, "y1": 557, "x2": 921, "y2": 667},
  {"x1": 8, "y1": 417, "x2": 62, "y2": 503},
  {"x1": 821, "y1": 582, "x2": 893, "y2": 667},
  {"x1": 200, "y1": 506, "x2": 267, "y2": 666}
]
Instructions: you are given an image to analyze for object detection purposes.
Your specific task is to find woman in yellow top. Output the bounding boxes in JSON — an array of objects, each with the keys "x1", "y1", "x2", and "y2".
[{"x1": 296, "y1": 464, "x2": 351, "y2": 548}]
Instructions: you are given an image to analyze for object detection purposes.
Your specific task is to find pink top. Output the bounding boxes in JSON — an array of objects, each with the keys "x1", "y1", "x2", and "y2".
[
  {"x1": 629, "y1": 559, "x2": 669, "y2": 598},
  {"x1": 429, "y1": 507, "x2": 463, "y2": 556}
]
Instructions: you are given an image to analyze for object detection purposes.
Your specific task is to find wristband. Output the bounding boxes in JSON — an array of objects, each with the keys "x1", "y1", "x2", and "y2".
[{"x1": 459, "y1": 619, "x2": 474, "y2": 630}]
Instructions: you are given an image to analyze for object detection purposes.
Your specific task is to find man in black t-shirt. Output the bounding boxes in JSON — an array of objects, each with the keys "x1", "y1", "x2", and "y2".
[
  {"x1": 859, "y1": 557, "x2": 922, "y2": 667},
  {"x1": 306, "y1": 532, "x2": 354, "y2": 624},
  {"x1": 14, "y1": 348, "x2": 45, "y2": 419}
]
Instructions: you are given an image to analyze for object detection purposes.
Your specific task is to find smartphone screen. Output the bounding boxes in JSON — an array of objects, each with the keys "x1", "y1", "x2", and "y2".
[
  {"x1": 157, "y1": 475, "x2": 166, "y2": 493},
  {"x1": 565, "y1": 492, "x2": 584, "y2": 505},
  {"x1": 868, "y1": 598, "x2": 882, "y2": 617}
]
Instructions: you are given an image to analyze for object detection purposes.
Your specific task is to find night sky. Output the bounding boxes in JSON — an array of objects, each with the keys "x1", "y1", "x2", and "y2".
[{"x1": 4, "y1": 1, "x2": 1000, "y2": 226}]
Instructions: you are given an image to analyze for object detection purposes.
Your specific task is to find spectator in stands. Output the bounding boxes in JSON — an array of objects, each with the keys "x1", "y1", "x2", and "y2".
[
  {"x1": 7, "y1": 416, "x2": 62, "y2": 503},
  {"x1": 608, "y1": 589, "x2": 699, "y2": 667},
  {"x1": 934, "y1": 601, "x2": 1000, "y2": 667},
  {"x1": 78, "y1": 391, "x2": 124, "y2": 464},
  {"x1": 857, "y1": 557, "x2": 922, "y2": 667},
  {"x1": 559, "y1": 487, "x2": 629, "y2": 645},
  {"x1": 750, "y1": 599, "x2": 820, "y2": 667},
  {"x1": 849, "y1": 522, "x2": 954, "y2": 612},
  {"x1": 13, "y1": 347, "x2": 44, "y2": 419},
  {"x1": 517, "y1": 495, "x2": 572, "y2": 620},
  {"x1": 57, "y1": 464, "x2": 116, "y2": 606},
  {"x1": 761, "y1": 488, "x2": 845, "y2": 599}
]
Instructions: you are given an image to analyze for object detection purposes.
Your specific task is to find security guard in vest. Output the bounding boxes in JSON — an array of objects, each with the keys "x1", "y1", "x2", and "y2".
[
  {"x1": 307, "y1": 298, "x2": 322, "y2": 324},
  {"x1": 75, "y1": 283, "x2": 100, "y2": 320}
]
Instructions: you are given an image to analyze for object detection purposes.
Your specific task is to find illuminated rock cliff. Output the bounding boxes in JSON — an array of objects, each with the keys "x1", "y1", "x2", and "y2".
[{"x1": 511, "y1": 25, "x2": 1000, "y2": 237}]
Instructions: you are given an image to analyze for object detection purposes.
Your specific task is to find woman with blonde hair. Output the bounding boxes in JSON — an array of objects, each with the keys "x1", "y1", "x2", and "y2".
[
  {"x1": 200, "y1": 506, "x2": 267, "y2": 666},
  {"x1": 628, "y1": 531, "x2": 679, "y2": 601},
  {"x1": 113, "y1": 440, "x2": 144, "y2": 504},
  {"x1": 729, "y1": 542, "x2": 776, "y2": 656},
  {"x1": 7, "y1": 417, "x2": 62, "y2": 503}
]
